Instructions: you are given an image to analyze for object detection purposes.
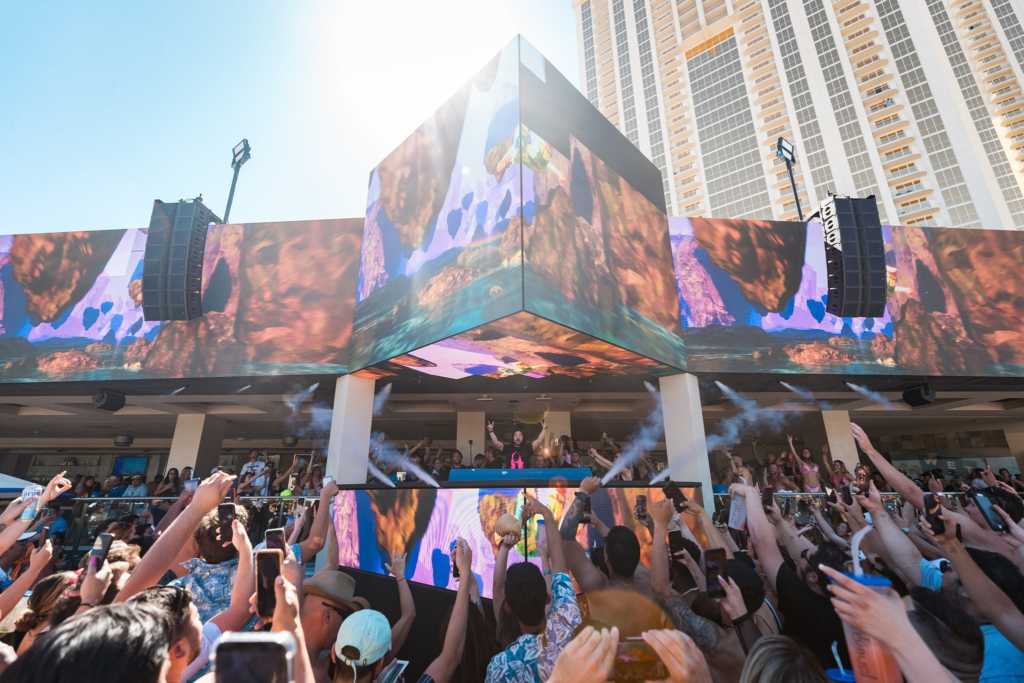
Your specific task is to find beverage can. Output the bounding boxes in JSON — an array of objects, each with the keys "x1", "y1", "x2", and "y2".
[{"x1": 19, "y1": 484, "x2": 44, "y2": 521}]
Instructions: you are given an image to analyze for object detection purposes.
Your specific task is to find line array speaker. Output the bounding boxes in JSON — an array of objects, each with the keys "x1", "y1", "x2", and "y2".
[
  {"x1": 142, "y1": 198, "x2": 220, "y2": 321},
  {"x1": 821, "y1": 195, "x2": 887, "y2": 318}
]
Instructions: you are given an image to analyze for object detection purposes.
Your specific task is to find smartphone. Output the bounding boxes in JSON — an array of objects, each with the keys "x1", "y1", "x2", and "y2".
[
  {"x1": 449, "y1": 540, "x2": 459, "y2": 579},
  {"x1": 761, "y1": 488, "x2": 775, "y2": 509},
  {"x1": 612, "y1": 637, "x2": 669, "y2": 681},
  {"x1": 634, "y1": 495, "x2": 648, "y2": 521},
  {"x1": 582, "y1": 496, "x2": 592, "y2": 525},
  {"x1": 323, "y1": 475, "x2": 334, "y2": 487},
  {"x1": 36, "y1": 525, "x2": 50, "y2": 548},
  {"x1": 970, "y1": 491, "x2": 1008, "y2": 533},
  {"x1": 668, "y1": 529, "x2": 686, "y2": 555},
  {"x1": 841, "y1": 485, "x2": 854, "y2": 506},
  {"x1": 264, "y1": 528, "x2": 286, "y2": 552},
  {"x1": 255, "y1": 549, "x2": 283, "y2": 618},
  {"x1": 704, "y1": 548, "x2": 728, "y2": 599},
  {"x1": 218, "y1": 503, "x2": 236, "y2": 543},
  {"x1": 662, "y1": 484, "x2": 688, "y2": 513},
  {"x1": 213, "y1": 631, "x2": 294, "y2": 683},
  {"x1": 727, "y1": 494, "x2": 747, "y2": 531},
  {"x1": 184, "y1": 479, "x2": 200, "y2": 494},
  {"x1": 923, "y1": 493, "x2": 945, "y2": 534},
  {"x1": 90, "y1": 532, "x2": 114, "y2": 566}
]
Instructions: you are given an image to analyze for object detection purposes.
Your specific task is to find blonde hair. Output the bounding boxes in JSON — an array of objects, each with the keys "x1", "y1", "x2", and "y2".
[{"x1": 739, "y1": 636, "x2": 828, "y2": 683}]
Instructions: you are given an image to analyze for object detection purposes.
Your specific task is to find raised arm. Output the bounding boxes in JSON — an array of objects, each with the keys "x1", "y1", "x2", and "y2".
[
  {"x1": 487, "y1": 421, "x2": 504, "y2": 450},
  {"x1": 524, "y1": 493, "x2": 565, "y2": 573},
  {"x1": 299, "y1": 481, "x2": 338, "y2": 562},
  {"x1": 115, "y1": 471, "x2": 234, "y2": 602},
  {"x1": 422, "y1": 540, "x2": 472, "y2": 683},
  {"x1": 492, "y1": 533, "x2": 515, "y2": 623},
  {"x1": 0, "y1": 541, "x2": 51, "y2": 619},
  {"x1": 650, "y1": 500, "x2": 673, "y2": 596},
  {"x1": 386, "y1": 553, "x2": 416, "y2": 654},
  {"x1": 857, "y1": 483, "x2": 928, "y2": 588},
  {"x1": 0, "y1": 473, "x2": 70, "y2": 558},
  {"x1": 732, "y1": 484, "x2": 783, "y2": 588},
  {"x1": 850, "y1": 423, "x2": 924, "y2": 509},
  {"x1": 811, "y1": 504, "x2": 850, "y2": 550},
  {"x1": 211, "y1": 518, "x2": 254, "y2": 633},
  {"x1": 925, "y1": 514, "x2": 1024, "y2": 650},
  {"x1": 531, "y1": 421, "x2": 548, "y2": 452}
]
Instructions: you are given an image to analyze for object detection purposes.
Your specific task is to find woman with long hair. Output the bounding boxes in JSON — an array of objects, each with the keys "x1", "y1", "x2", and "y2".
[{"x1": 12, "y1": 571, "x2": 77, "y2": 654}]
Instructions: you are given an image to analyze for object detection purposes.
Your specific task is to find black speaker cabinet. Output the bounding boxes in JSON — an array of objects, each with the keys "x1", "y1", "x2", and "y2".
[
  {"x1": 822, "y1": 195, "x2": 887, "y2": 318},
  {"x1": 142, "y1": 198, "x2": 220, "y2": 321}
]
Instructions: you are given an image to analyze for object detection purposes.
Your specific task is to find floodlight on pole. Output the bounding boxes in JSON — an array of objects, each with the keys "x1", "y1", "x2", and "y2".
[
  {"x1": 223, "y1": 138, "x2": 251, "y2": 223},
  {"x1": 776, "y1": 136, "x2": 803, "y2": 221}
]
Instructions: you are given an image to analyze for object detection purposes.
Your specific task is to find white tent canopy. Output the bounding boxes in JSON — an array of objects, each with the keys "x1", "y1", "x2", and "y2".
[{"x1": 0, "y1": 472, "x2": 35, "y2": 496}]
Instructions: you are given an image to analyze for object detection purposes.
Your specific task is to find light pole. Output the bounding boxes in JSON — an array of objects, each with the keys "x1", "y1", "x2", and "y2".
[
  {"x1": 224, "y1": 138, "x2": 251, "y2": 223},
  {"x1": 776, "y1": 137, "x2": 803, "y2": 221}
]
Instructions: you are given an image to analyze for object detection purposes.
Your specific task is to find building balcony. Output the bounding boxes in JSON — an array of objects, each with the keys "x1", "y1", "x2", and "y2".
[
  {"x1": 887, "y1": 165, "x2": 923, "y2": 181},
  {"x1": 897, "y1": 203, "x2": 934, "y2": 219},
  {"x1": 882, "y1": 147, "x2": 917, "y2": 164}
]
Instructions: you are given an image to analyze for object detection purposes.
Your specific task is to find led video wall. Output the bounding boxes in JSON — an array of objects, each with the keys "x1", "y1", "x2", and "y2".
[
  {"x1": 349, "y1": 40, "x2": 525, "y2": 371},
  {"x1": 358, "y1": 311, "x2": 671, "y2": 381},
  {"x1": 671, "y1": 217, "x2": 1024, "y2": 376},
  {"x1": 333, "y1": 484, "x2": 699, "y2": 598},
  {"x1": 0, "y1": 219, "x2": 362, "y2": 382}
]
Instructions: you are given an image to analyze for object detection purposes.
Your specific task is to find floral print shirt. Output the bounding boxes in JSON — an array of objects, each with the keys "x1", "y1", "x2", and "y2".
[
  {"x1": 169, "y1": 558, "x2": 238, "y2": 622},
  {"x1": 485, "y1": 572, "x2": 581, "y2": 683}
]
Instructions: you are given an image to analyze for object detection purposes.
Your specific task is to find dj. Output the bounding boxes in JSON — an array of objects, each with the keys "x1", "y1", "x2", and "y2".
[{"x1": 487, "y1": 421, "x2": 547, "y2": 469}]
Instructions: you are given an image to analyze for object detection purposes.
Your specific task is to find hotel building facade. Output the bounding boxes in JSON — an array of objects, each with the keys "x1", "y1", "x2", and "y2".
[{"x1": 574, "y1": 0, "x2": 1024, "y2": 228}]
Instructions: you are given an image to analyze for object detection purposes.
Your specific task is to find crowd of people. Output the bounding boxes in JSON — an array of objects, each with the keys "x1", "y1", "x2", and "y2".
[
  {"x1": 371, "y1": 423, "x2": 662, "y2": 483},
  {"x1": 0, "y1": 420, "x2": 1023, "y2": 681}
]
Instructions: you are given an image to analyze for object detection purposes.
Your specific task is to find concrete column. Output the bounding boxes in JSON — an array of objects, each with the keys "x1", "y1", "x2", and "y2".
[
  {"x1": 167, "y1": 414, "x2": 225, "y2": 477},
  {"x1": 326, "y1": 375, "x2": 376, "y2": 485},
  {"x1": 456, "y1": 411, "x2": 486, "y2": 465},
  {"x1": 1005, "y1": 424, "x2": 1024, "y2": 474},
  {"x1": 822, "y1": 410, "x2": 859, "y2": 471},
  {"x1": 660, "y1": 373, "x2": 714, "y2": 510},
  {"x1": 545, "y1": 411, "x2": 572, "y2": 444}
]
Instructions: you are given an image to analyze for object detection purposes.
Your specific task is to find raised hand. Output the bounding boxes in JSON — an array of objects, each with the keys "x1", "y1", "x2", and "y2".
[
  {"x1": 820, "y1": 564, "x2": 914, "y2": 646},
  {"x1": 229, "y1": 518, "x2": 252, "y2": 555},
  {"x1": 850, "y1": 423, "x2": 875, "y2": 453},
  {"x1": 487, "y1": 421, "x2": 495, "y2": 432},
  {"x1": 717, "y1": 575, "x2": 747, "y2": 622},
  {"x1": 454, "y1": 538, "x2": 472, "y2": 580},
  {"x1": 642, "y1": 629, "x2": 713, "y2": 683},
  {"x1": 192, "y1": 471, "x2": 235, "y2": 513},
  {"x1": 28, "y1": 539, "x2": 53, "y2": 573},
  {"x1": 40, "y1": 471, "x2": 72, "y2": 505},
  {"x1": 386, "y1": 553, "x2": 407, "y2": 580},
  {"x1": 651, "y1": 499, "x2": 674, "y2": 527},
  {"x1": 271, "y1": 575, "x2": 302, "y2": 635},
  {"x1": 81, "y1": 554, "x2": 113, "y2": 607},
  {"x1": 547, "y1": 626, "x2": 619, "y2": 683},
  {"x1": 499, "y1": 533, "x2": 520, "y2": 549},
  {"x1": 580, "y1": 476, "x2": 601, "y2": 495}
]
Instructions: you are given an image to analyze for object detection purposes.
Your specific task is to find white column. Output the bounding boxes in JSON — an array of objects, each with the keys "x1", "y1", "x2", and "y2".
[
  {"x1": 1005, "y1": 424, "x2": 1024, "y2": 474},
  {"x1": 545, "y1": 410, "x2": 572, "y2": 444},
  {"x1": 326, "y1": 375, "x2": 376, "y2": 485},
  {"x1": 167, "y1": 413, "x2": 224, "y2": 477},
  {"x1": 660, "y1": 373, "x2": 713, "y2": 510},
  {"x1": 822, "y1": 410, "x2": 859, "y2": 471},
  {"x1": 456, "y1": 411, "x2": 486, "y2": 465}
]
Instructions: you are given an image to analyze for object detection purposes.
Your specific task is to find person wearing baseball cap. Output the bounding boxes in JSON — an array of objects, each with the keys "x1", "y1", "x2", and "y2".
[
  {"x1": 330, "y1": 609, "x2": 392, "y2": 682},
  {"x1": 303, "y1": 567, "x2": 364, "y2": 683}
]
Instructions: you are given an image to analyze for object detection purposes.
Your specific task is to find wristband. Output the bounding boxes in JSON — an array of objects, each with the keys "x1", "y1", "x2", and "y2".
[{"x1": 730, "y1": 611, "x2": 752, "y2": 626}]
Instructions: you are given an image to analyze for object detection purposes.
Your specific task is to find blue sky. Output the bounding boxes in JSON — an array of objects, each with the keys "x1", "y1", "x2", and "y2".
[{"x1": 0, "y1": 2, "x2": 579, "y2": 234}]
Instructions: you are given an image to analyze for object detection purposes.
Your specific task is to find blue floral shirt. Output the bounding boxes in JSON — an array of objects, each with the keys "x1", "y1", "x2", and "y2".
[
  {"x1": 485, "y1": 572, "x2": 581, "y2": 683},
  {"x1": 169, "y1": 558, "x2": 238, "y2": 622}
]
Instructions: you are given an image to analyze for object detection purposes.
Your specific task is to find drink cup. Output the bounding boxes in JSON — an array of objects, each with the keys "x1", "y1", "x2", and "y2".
[{"x1": 838, "y1": 574, "x2": 902, "y2": 683}]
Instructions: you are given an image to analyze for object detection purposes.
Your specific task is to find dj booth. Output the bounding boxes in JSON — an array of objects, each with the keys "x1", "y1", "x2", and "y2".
[{"x1": 332, "y1": 474, "x2": 700, "y2": 679}]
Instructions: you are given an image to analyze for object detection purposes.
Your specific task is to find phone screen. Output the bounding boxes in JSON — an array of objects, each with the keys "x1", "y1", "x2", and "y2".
[
  {"x1": 704, "y1": 548, "x2": 727, "y2": 598},
  {"x1": 91, "y1": 532, "x2": 114, "y2": 566},
  {"x1": 215, "y1": 641, "x2": 289, "y2": 683},
  {"x1": 841, "y1": 485, "x2": 854, "y2": 506},
  {"x1": 265, "y1": 528, "x2": 286, "y2": 552},
  {"x1": 668, "y1": 529, "x2": 686, "y2": 555},
  {"x1": 972, "y1": 491, "x2": 1008, "y2": 533},
  {"x1": 612, "y1": 637, "x2": 668, "y2": 681},
  {"x1": 256, "y1": 550, "x2": 282, "y2": 618},
  {"x1": 582, "y1": 496, "x2": 592, "y2": 524},
  {"x1": 184, "y1": 479, "x2": 200, "y2": 494},
  {"x1": 218, "y1": 503, "x2": 236, "y2": 543},
  {"x1": 36, "y1": 526, "x2": 50, "y2": 548},
  {"x1": 923, "y1": 493, "x2": 945, "y2": 534},
  {"x1": 635, "y1": 495, "x2": 648, "y2": 520},
  {"x1": 662, "y1": 484, "x2": 688, "y2": 512},
  {"x1": 449, "y1": 540, "x2": 460, "y2": 578},
  {"x1": 761, "y1": 489, "x2": 775, "y2": 509}
]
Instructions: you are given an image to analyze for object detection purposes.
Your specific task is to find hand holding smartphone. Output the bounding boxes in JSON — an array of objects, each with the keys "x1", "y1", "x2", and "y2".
[
  {"x1": 255, "y1": 549, "x2": 283, "y2": 618},
  {"x1": 264, "y1": 528, "x2": 286, "y2": 552},
  {"x1": 970, "y1": 490, "x2": 1008, "y2": 533},
  {"x1": 91, "y1": 532, "x2": 114, "y2": 567},
  {"x1": 218, "y1": 503, "x2": 236, "y2": 544},
  {"x1": 214, "y1": 631, "x2": 295, "y2": 683},
  {"x1": 634, "y1": 495, "x2": 648, "y2": 522},
  {"x1": 704, "y1": 548, "x2": 728, "y2": 599},
  {"x1": 923, "y1": 493, "x2": 945, "y2": 534},
  {"x1": 612, "y1": 637, "x2": 669, "y2": 681}
]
